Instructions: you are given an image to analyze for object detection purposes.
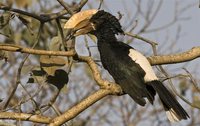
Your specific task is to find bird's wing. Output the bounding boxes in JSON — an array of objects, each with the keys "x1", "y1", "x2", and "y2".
[
  {"x1": 100, "y1": 43, "x2": 153, "y2": 106},
  {"x1": 110, "y1": 58, "x2": 151, "y2": 106}
]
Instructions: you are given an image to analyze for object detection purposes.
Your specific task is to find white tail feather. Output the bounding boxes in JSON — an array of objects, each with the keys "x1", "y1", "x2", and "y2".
[{"x1": 166, "y1": 108, "x2": 181, "y2": 122}]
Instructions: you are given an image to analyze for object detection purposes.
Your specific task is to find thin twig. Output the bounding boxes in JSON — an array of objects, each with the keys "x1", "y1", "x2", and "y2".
[
  {"x1": 84, "y1": 36, "x2": 92, "y2": 57},
  {"x1": 160, "y1": 67, "x2": 200, "y2": 109},
  {"x1": 3, "y1": 23, "x2": 44, "y2": 110},
  {"x1": 183, "y1": 68, "x2": 200, "y2": 93},
  {"x1": 57, "y1": 0, "x2": 74, "y2": 15},
  {"x1": 125, "y1": 32, "x2": 158, "y2": 46},
  {"x1": 56, "y1": 18, "x2": 67, "y2": 50},
  {"x1": 0, "y1": 6, "x2": 42, "y2": 21},
  {"x1": 162, "y1": 74, "x2": 189, "y2": 82},
  {"x1": 19, "y1": 24, "x2": 44, "y2": 110},
  {"x1": 98, "y1": 0, "x2": 104, "y2": 10},
  {"x1": 76, "y1": 0, "x2": 89, "y2": 12},
  {"x1": 40, "y1": 89, "x2": 61, "y2": 114}
]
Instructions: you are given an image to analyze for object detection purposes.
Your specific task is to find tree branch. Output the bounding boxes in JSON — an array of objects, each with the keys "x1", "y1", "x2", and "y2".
[
  {"x1": 125, "y1": 32, "x2": 158, "y2": 46},
  {"x1": 49, "y1": 89, "x2": 111, "y2": 126},
  {"x1": 1, "y1": 44, "x2": 200, "y2": 66},
  {"x1": 148, "y1": 46, "x2": 200, "y2": 65},
  {"x1": 77, "y1": 56, "x2": 109, "y2": 87},
  {"x1": 57, "y1": 0, "x2": 74, "y2": 15},
  {"x1": 0, "y1": 112, "x2": 51, "y2": 124},
  {"x1": 0, "y1": 44, "x2": 76, "y2": 56}
]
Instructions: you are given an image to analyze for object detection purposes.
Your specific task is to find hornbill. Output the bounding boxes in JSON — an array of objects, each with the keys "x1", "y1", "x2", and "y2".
[{"x1": 64, "y1": 9, "x2": 189, "y2": 122}]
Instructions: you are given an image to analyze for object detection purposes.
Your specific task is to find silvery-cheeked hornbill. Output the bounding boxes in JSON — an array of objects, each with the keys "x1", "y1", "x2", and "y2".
[{"x1": 64, "y1": 9, "x2": 189, "y2": 122}]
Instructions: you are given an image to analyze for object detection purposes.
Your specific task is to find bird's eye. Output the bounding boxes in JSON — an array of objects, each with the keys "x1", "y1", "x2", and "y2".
[{"x1": 92, "y1": 20, "x2": 98, "y2": 24}]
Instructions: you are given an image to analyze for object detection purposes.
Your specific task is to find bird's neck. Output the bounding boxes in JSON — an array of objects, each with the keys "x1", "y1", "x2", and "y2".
[{"x1": 94, "y1": 27, "x2": 117, "y2": 43}]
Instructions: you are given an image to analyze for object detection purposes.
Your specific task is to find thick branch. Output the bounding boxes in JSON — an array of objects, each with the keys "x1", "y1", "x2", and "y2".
[
  {"x1": 49, "y1": 89, "x2": 111, "y2": 126},
  {"x1": 1, "y1": 44, "x2": 200, "y2": 66},
  {"x1": 0, "y1": 44, "x2": 76, "y2": 56},
  {"x1": 0, "y1": 112, "x2": 51, "y2": 124},
  {"x1": 77, "y1": 56, "x2": 122, "y2": 93},
  {"x1": 77, "y1": 56, "x2": 107, "y2": 87},
  {"x1": 148, "y1": 46, "x2": 200, "y2": 65}
]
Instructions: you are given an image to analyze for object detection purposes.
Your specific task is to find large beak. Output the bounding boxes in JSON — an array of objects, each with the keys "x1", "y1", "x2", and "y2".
[{"x1": 64, "y1": 9, "x2": 98, "y2": 36}]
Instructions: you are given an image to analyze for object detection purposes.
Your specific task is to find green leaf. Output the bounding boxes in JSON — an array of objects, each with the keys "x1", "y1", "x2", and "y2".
[
  {"x1": 60, "y1": 84, "x2": 68, "y2": 93},
  {"x1": 15, "y1": 0, "x2": 33, "y2": 8},
  {"x1": 193, "y1": 95, "x2": 200, "y2": 108},
  {"x1": 40, "y1": 55, "x2": 66, "y2": 75},
  {"x1": 0, "y1": 12, "x2": 12, "y2": 29},
  {"x1": 17, "y1": 15, "x2": 32, "y2": 26},
  {"x1": 0, "y1": 24, "x2": 12, "y2": 38},
  {"x1": 0, "y1": 12, "x2": 13, "y2": 38},
  {"x1": 27, "y1": 68, "x2": 46, "y2": 84},
  {"x1": 179, "y1": 79, "x2": 188, "y2": 96},
  {"x1": 19, "y1": 17, "x2": 39, "y2": 45},
  {"x1": 49, "y1": 36, "x2": 61, "y2": 51},
  {"x1": 17, "y1": 14, "x2": 36, "y2": 36},
  {"x1": 88, "y1": 34, "x2": 97, "y2": 43},
  {"x1": 0, "y1": 2, "x2": 6, "y2": 8},
  {"x1": 21, "y1": 29, "x2": 36, "y2": 45},
  {"x1": 0, "y1": 50, "x2": 8, "y2": 61}
]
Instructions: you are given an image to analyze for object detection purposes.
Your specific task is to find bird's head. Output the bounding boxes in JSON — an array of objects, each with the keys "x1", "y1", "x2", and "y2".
[{"x1": 64, "y1": 9, "x2": 124, "y2": 36}]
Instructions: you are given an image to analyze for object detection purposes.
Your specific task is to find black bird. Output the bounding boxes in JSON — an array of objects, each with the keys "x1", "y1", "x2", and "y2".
[{"x1": 64, "y1": 9, "x2": 189, "y2": 122}]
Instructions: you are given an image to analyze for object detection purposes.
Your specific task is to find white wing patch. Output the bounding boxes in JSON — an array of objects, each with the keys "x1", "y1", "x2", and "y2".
[{"x1": 128, "y1": 49, "x2": 158, "y2": 82}]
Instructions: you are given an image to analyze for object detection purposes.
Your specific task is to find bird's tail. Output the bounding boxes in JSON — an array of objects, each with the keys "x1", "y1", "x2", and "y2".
[{"x1": 147, "y1": 80, "x2": 189, "y2": 122}]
